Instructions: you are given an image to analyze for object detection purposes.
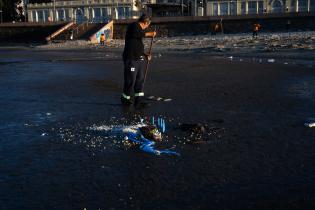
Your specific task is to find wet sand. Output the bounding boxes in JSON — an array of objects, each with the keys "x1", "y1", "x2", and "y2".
[{"x1": 0, "y1": 47, "x2": 315, "y2": 210}]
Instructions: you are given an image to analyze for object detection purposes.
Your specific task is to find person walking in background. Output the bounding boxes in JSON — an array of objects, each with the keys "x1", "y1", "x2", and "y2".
[
  {"x1": 213, "y1": 23, "x2": 220, "y2": 35},
  {"x1": 70, "y1": 29, "x2": 74, "y2": 40},
  {"x1": 100, "y1": 33, "x2": 105, "y2": 46},
  {"x1": 121, "y1": 14, "x2": 156, "y2": 108},
  {"x1": 253, "y1": 23, "x2": 261, "y2": 38},
  {"x1": 286, "y1": 20, "x2": 291, "y2": 32}
]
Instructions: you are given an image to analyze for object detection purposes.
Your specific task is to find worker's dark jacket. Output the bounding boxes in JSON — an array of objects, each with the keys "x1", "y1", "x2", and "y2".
[{"x1": 123, "y1": 22, "x2": 145, "y2": 61}]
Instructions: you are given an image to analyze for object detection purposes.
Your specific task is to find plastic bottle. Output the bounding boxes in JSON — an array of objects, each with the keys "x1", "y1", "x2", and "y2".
[{"x1": 304, "y1": 122, "x2": 315, "y2": 128}]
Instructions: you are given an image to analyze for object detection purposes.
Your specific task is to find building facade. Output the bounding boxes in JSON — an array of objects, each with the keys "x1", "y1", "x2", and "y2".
[
  {"x1": 26, "y1": 0, "x2": 314, "y2": 22},
  {"x1": 206, "y1": 0, "x2": 314, "y2": 16},
  {"x1": 27, "y1": 0, "x2": 150, "y2": 22}
]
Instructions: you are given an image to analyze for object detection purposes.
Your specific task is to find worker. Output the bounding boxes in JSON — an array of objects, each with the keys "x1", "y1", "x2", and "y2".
[
  {"x1": 253, "y1": 23, "x2": 261, "y2": 38},
  {"x1": 121, "y1": 14, "x2": 156, "y2": 108},
  {"x1": 100, "y1": 33, "x2": 105, "y2": 46}
]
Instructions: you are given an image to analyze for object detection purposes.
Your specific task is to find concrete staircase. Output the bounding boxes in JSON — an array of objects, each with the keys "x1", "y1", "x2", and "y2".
[{"x1": 48, "y1": 22, "x2": 107, "y2": 42}]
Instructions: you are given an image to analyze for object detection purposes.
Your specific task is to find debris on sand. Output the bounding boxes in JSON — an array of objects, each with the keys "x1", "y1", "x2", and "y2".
[
  {"x1": 304, "y1": 122, "x2": 315, "y2": 128},
  {"x1": 35, "y1": 31, "x2": 315, "y2": 55},
  {"x1": 177, "y1": 123, "x2": 225, "y2": 144},
  {"x1": 90, "y1": 118, "x2": 179, "y2": 156},
  {"x1": 178, "y1": 123, "x2": 206, "y2": 134},
  {"x1": 56, "y1": 115, "x2": 226, "y2": 156}
]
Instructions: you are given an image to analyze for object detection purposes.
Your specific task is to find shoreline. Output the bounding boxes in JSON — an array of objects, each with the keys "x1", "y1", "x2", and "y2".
[{"x1": 0, "y1": 31, "x2": 314, "y2": 68}]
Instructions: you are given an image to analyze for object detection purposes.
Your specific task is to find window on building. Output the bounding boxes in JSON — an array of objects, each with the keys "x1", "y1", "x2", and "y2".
[
  {"x1": 115, "y1": 7, "x2": 122, "y2": 18},
  {"x1": 102, "y1": 7, "x2": 112, "y2": 18},
  {"x1": 230, "y1": 1, "x2": 237, "y2": 15},
  {"x1": 125, "y1": 7, "x2": 131, "y2": 18},
  {"x1": 44, "y1": 10, "x2": 49, "y2": 22},
  {"x1": 57, "y1": 9, "x2": 65, "y2": 21},
  {"x1": 32, "y1": 11, "x2": 37, "y2": 22},
  {"x1": 220, "y1": 2, "x2": 228, "y2": 15},
  {"x1": 75, "y1": 8, "x2": 84, "y2": 23},
  {"x1": 213, "y1": 3, "x2": 218, "y2": 15},
  {"x1": 299, "y1": 0, "x2": 307, "y2": 6},
  {"x1": 65, "y1": 9, "x2": 70, "y2": 21},
  {"x1": 38, "y1": 10, "x2": 44, "y2": 22},
  {"x1": 100, "y1": 8, "x2": 111, "y2": 21},
  {"x1": 102, "y1": 8, "x2": 108, "y2": 17},
  {"x1": 257, "y1": 1, "x2": 264, "y2": 13},
  {"x1": 312, "y1": 0, "x2": 315, "y2": 11},
  {"x1": 94, "y1": 8, "x2": 101, "y2": 17},
  {"x1": 271, "y1": 0, "x2": 283, "y2": 13},
  {"x1": 248, "y1": 1, "x2": 257, "y2": 14},
  {"x1": 241, "y1": 1, "x2": 246, "y2": 14},
  {"x1": 298, "y1": 0, "x2": 308, "y2": 11}
]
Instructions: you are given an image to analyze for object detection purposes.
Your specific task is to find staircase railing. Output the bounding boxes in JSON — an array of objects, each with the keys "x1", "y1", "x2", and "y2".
[{"x1": 46, "y1": 21, "x2": 76, "y2": 42}]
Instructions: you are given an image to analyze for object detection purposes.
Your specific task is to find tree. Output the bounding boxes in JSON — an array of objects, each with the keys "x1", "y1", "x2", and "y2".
[
  {"x1": 0, "y1": 0, "x2": 51, "y2": 22},
  {"x1": 0, "y1": 0, "x2": 25, "y2": 22}
]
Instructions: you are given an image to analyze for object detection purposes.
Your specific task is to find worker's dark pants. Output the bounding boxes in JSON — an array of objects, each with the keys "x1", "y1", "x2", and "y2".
[
  {"x1": 123, "y1": 58, "x2": 146, "y2": 101},
  {"x1": 253, "y1": 31, "x2": 258, "y2": 38}
]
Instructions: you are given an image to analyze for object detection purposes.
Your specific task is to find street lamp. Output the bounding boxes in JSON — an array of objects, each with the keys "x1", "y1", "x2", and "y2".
[
  {"x1": 195, "y1": 0, "x2": 197, "y2": 16},
  {"x1": 0, "y1": 0, "x2": 2, "y2": 23},
  {"x1": 181, "y1": 0, "x2": 183, "y2": 15},
  {"x1": 53, "y1": 0, "x2": 56, "y2": 21},
  {"x1": 23, "y1": 0, "x2": 28, "y2": 22}
]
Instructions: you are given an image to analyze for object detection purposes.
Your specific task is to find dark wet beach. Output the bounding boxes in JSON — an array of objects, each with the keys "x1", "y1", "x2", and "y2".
[{"x1": 0, "y1": 48, "x2": 315, "y2": 209}]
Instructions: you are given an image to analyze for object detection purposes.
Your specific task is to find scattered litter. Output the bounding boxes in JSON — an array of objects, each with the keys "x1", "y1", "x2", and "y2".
[
  {"x1": 304, "y1": 122, "x2": 315, "y2": 128},
  {"x1": 89, "y1": 125, "x2": 112, "y2": 131},
  {"x1": 179, "y1": 123, "x2": 206, "y2": 134},
  {"x1": 57, "y1": 115, "x2": 226, "y2": 156},
  {"x1": 126, "y1": 132, "x2": 179, "y2": 156},
  {"x1": 228, "y1": 56, "x2": 233, "y2": 60},
  {"x1": 41, "y1": 133, "x2": 47, "y2": 136},
  {"x1": 46, "y1": 113, "x2": 51, "y2": 116},
  {"x1": 89, "y1": 117, "x2": 179, "y2": 156},
  {"x1": 146, "y1": 95, "x2": 172, "y2": 102},
  {"x1": 268, "y1": 59, "x2": 275, "y2": 63}
]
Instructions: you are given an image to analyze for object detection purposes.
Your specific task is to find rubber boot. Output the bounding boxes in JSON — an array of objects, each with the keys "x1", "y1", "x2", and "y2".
[{"x1": 121, "y1": 96, "x2": 132, "y2": 106}]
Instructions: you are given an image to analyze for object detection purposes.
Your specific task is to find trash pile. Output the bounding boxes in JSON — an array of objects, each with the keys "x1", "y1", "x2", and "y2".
[
  {"x1": 176, "y1": 122, "x2": 225, "y2": 144},
  {"x1": 55, "y1": 115, "x2": 226, "y2": 157},
  {"x1": 90, "y1": 117, "x2": 180, "y2": 156}
]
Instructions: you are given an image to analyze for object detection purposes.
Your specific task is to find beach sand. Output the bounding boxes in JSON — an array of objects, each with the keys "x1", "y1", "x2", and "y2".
[{"x1": 0, "y1": 34, "x2": 315, "y2": 209}]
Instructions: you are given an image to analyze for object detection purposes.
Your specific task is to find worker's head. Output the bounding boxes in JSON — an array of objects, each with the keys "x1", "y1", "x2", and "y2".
[{"x1": 138, "y1": 14, "x2": 151, "y2": 29}]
